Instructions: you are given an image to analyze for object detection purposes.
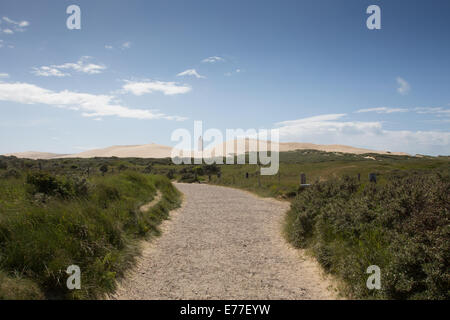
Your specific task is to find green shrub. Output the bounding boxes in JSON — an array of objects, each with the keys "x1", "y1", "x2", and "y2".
[
  {"x1": 285, "y1": 171, "x2": 449, "y2": 299},
  {"x1": 1, "y1": 169, "x2": 21, "y2": 179}
]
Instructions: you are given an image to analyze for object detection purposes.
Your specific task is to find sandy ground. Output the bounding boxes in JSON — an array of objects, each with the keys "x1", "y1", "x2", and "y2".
[{"x1": 110, "y1": 183, "x2": 337, "y2": 300}]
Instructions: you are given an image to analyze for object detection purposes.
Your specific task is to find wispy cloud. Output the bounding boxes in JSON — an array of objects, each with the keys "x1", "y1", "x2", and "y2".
[
  {"x1": 396, "y1": 77, "x2": 411, "y2": 95},
  {"x1": 32, "y1": 66, "x2": 69, "y2": 77},
  {"x1": 104, "y1": 45, "x2": 113, "y2": 50},
  {"x1": 202, "y1": 56, "x2": 225, "y2": 63},
  {"x1": 356, "y1": 107, "x2": 409, "y2": 114},
  {"x1": 1, "y1": 16, "x2": 30, "y2": 34},
  {"x1": 0, "y1": 40, "x2": 12, "y2": 49},
  {"x1": 225, "y1": 68, "x2": 241, "y2": 76},
  {"x1": 414, "y1": 107, "x2": 450, "y2": 116},
  {"x1": 176, "y1": 69, "x2": 206, "y2": 79},
  {"x1": 274, "y1": 113, "x2": 450, "y2": 155},
  {"x1": 122, "y1": 80, "x2": 191, "y2": 96},
  {"x1": 121, "y1": 42, "x2": 131, "y2": 49},
  {"x1": 32, "y1": 56, "x2": 106, "y2": 77},
  {"x1": 0, "y1": 81, "x2": 187, "y2": 121},
  {"x1": 0, "y1": 73, "x2": 9, "y2": 78}
]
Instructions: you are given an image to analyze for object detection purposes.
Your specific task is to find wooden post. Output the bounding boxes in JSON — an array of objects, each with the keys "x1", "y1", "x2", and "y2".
[
  {"x1": 245, "y1": 172, "x2": 249, "y2": 179},
  {"x1": 300, "y1": 173, "x2": 306, "y2": 185}
]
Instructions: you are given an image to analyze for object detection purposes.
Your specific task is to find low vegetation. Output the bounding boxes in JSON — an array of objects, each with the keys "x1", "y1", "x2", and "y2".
[
  {"x1": 1, "y1": 150, "x2": 448, "y2": 300},
  {"x1": 284, "y1": 171, "x2": 449, "y2": 299},
  {"x1": 0, "y1": 159, "x2": 180, "y2": 299}
]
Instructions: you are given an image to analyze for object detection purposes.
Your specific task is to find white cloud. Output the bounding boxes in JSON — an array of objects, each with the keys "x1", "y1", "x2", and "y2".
[
  {"x1": 356, "y1": 107, "x2": 409, "y2": 114},
  {"x1": 32, "y1": 56, "x2": 106, "y2": 77},
  {"x1": 224, "y1": 69, "x2": 242, "y2": 76},
  {"x1": 122, "y1": 80, "x2": 191, "y2": 96},
  {"x1": 2, "y1": 16, "x2": 29, "y2": 33},
  {"x1": 0, "y1": 73, "x2": 9, "y2": 78},
  {"x1": 122, "y1": 42, "x2": 131, "y2": 49},
  {"x1": 105, "y1": 45, "x2": 113, "y2": 49},
  {"x1": 176, "y1": 69, "x2": 206, "y2": 79},
  {"x1": 396, "y1": 77, "x2": 411, "y2": 95},
  {"x1": 415, "y1": 107, "x2": 450, "y2": 116},
  {"x1": 32, "y1": 66, "x2": 69, "y2": 77},
  {"x1": 274, "y1": 113, "x2": 450, "y2": 155},
  {"x1": 202, "y1": 56, "x2": 225, "y2": 63},
  {"x1": 0, "y1": 81, "x2": 187, "y2": 121}
]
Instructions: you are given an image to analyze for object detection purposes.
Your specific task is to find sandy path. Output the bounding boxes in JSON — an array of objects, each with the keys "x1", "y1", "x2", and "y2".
[{"x1": 111, "y1": 183, "x2": 336, "y2": 300}]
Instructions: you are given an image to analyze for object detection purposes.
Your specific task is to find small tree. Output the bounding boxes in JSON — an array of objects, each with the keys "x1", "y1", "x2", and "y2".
[{"x1": 99, "y1": 164, "x2": 108, "y2": 176}]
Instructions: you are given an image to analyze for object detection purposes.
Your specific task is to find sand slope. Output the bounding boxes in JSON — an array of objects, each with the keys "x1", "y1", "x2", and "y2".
[
  {"x1": 2, "y1": 151, "x2": 67, "y2": 160},
  {"x1": 204, "y1": 139, "x2": 408, "y2": 157},
  {"x1": 3, "y1": 140, "x2": 409, "y2": 159},
  {"x1": 59, "y1": 143, "x2": 178, "y2": 159}
]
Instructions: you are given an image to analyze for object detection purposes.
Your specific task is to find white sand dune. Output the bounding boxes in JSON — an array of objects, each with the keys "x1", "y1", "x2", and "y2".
[
  {"x1": 59, "y1": 143, "x2": 179, "y2": 159},
  {"x1": 202, "y1": 139, "x2": 409, "y2": 157},
  {"x1": 2, "y1": 151, "x2": 67, "y2": 160},
  {"x1": 3, "y1": 140, "x2": 409, "y2": 159}
]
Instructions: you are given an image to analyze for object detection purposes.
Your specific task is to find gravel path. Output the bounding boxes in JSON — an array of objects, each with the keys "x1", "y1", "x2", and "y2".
[{"x1": 111, "y1": 183, "x2": 336, "y2": 300}]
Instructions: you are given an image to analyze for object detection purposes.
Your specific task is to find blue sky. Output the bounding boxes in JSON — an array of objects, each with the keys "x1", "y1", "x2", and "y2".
[{"x1": 0, "y1": 0, "x2": 449, "y2": 155}]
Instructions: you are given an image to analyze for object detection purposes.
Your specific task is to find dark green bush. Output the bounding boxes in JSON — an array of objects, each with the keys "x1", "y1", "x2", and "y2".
[
  {"x1": 285, "y1": 171, "x2": 449, "y2": 299},
  {"x1": 2, "y1": 169, "x2": 21, "y2": 179}
]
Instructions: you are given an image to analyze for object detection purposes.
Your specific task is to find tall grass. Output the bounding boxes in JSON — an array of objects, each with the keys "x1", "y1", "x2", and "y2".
[{"x1": 0, "y1": 171, "x2": 180, "y2": 299}]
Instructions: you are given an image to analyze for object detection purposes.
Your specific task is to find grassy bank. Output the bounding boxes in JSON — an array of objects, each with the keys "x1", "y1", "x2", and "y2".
[
  {"x1": 207, "y1": 151, "x2": 450, "y2": 198},
  {"x1": 0, "y1": 170, "x2": 180, "y2": 299},
  {"x1": 284, "y1": 171, "x2": 449, "y2": 299}
]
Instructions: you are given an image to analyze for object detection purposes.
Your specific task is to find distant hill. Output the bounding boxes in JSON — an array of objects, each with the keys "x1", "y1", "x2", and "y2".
[
  {"x1": 202, "y1": 139, "x2": 409, "y2": 157},
  {"x1": 3, "y1": 140, "x2": 409, "y2": 159},
  {"x1": 59, "y1": 143, "x2": 178, "y2": 159},
  {"x1": 3, "y1": 151, "x2": 67, "y2": 160}
]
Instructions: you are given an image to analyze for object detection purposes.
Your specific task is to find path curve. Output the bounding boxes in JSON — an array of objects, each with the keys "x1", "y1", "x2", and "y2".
[{"x1": 111, "y1": 183, "x2": 336, "y2": 299}]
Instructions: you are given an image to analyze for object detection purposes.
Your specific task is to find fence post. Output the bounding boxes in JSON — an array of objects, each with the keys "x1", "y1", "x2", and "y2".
[{"x1": 300, "y1": 173, "x2": 306, "y2": 185}]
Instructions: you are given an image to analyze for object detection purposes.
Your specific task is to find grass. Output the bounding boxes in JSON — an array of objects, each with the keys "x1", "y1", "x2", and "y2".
[
  {"x1": 205, "y1": 151, "x2": 450, "y2": 198},
  {"x1": 0, "y1": 168, "x2": 180, "y2": 299}
]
